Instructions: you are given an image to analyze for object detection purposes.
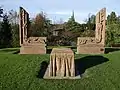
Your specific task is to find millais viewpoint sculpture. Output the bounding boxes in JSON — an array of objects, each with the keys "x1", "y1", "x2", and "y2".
[
  {"x1": 19, "y1": 7, "x2": 46, "y2": 54},
  {"x1": 77, "y1": 8, "x2": 106, "y2": 54}
]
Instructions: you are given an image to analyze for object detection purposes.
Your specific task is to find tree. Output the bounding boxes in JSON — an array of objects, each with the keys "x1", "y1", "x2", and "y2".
[
  {"x1": 11, "y1": 24, "x2": 19, "y2": 47},
  {"x1": 117, "y1": 16, "x2": 120, "y2": 24},
  {"x1": 0, "y1": 14, "x2": 12, "y2": 48},
  {"x1": 8, "y1": 10, "x2": 19, "y2": 47},
  {"x1": 81, "y1": 29, "x2": 95, "y2": 37},
  {"x1": 106, "y1": 11, "x2": 120, "y2": 46},
  {"x1": 90, "y1": 15, "x2": 96, "y2": 24},
  {"x1": 31, "y1": 12, "x2": 45, "y2": 36},
  {"x1": 29, "y1": 11, "x2": 50, "y2": 37},
  {"x1": 0, "y1": 7, "x2": 3, "y2": 18},
  {"x1": 64, "y1": 11, "x2": 83, "y2": 45},
  {"x1": 65, "y1": 11, "x2": 82, "y2": 33},
  {"x1": 107, "y1": 12, "x2": 117, "y2": 25},
  {"x1": 86, "y1": 14, "x2": 96, "y2": 31},
  {"x1": 68, "y1": 11, "x2": 75, "y2": 22},
  {"x1": 0, "y1": 7, "x2": 3, "y2": 37},
  {"x1": 8, "y1": 10, "x2": 19, "y2": 24},
  {"x1": 106, "y1": 26, "x2": 115, "y2": 47},
  {"x1": 29, "y1": 11, "x2": 52, "y2": 40}
]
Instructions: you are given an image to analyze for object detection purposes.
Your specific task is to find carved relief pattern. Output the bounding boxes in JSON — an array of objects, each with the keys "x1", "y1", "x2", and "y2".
[
  {"x1": 77, "y1": 37, "x2": 96, "y2": 45},
  {"x1": 25, "y1": 37, "x2": 46, "y2": 45},
  {"x1": 95, "y1": 23, "x2": 103, "y2": 43},
  {"x1": 49, "y1": 48, "x2": 75, "y2": 77},
  {"x1": 20, "y1": 7, "x2": 29, "y2": 45}
]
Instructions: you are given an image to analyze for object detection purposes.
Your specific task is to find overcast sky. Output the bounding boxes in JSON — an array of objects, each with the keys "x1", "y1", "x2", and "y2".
[{"x1": 0, "y1": 0, "x2": 120, "y2": 23}]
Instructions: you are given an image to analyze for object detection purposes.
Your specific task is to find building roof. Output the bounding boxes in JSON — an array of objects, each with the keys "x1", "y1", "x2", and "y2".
[{"x1": 52, "y1": 24, "x2": 65, "y2": 31}]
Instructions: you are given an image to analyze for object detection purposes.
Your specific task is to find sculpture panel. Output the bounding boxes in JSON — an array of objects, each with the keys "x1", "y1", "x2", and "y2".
[
  {"x1": 77, "y1": 8, "x2": 106, "y2": 54},
  {"x1": 19, "y1": 7, "x2": 46, "y2": 54},
  {"x1": 19, "y1": 7, "x2": 29, "y2": 46}
]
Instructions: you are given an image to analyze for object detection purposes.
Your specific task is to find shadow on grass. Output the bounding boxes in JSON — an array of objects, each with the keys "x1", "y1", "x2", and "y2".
[
  {"x1": 105, "y1": 47, "x2": 120, "y2": 54},
  {"x1": 75, "y1": 55, "x2": 109, "y2": 76},
  {"x1": 37, "y1": 61, "x2": 48, "y2": 78},
  {"x1": 37, "y1": 56, "x2": 108, "y2": 78},
  {"x1": 13, "y1": 50, "x2": 20, "y2": 54},
  {"x1": 0, "y1": 48, "x2": 18, "y2": 52},
  {"x1": 0, "y1": 48, "x2": 20, "y2": 54}
]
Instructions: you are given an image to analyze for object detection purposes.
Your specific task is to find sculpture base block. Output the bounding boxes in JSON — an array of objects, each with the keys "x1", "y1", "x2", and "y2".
[
  {"x1": 44, "y1": 65, "x2": 81, "y2": 79},
  {"x1": 20, "y1": 45, "x2": 46, "y2": 54},
  {"x1": 77, "y1": 45, "x2": 104, "y2": 54}
]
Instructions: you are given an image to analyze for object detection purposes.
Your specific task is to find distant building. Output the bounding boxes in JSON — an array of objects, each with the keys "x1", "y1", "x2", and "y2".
[{"x1": 52, "y1": 24, "x2": 65, "y2": 36}]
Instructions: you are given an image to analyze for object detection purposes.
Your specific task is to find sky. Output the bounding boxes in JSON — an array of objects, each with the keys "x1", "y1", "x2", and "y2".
[{"x1": 0, "y1": 0, "x2": 120, "y2": 23}]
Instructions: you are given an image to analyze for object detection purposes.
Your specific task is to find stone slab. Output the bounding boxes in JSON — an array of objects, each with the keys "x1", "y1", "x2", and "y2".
[
  {"x1": 77, "y1": 46, "x2": 104, "y2": 54},
  {"x1": 20, "y1": 45, "x2": 46, "y2": 54}
]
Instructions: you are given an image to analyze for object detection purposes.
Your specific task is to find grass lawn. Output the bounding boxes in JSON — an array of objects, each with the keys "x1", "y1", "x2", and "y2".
[{"x1": 0, "y1": 48, "x2": 120, "y2": 90}]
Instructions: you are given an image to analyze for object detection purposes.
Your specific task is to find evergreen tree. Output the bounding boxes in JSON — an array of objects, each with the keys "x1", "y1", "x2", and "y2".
[
  {"x1": 106, "y1": 11, "x2": 120, "y2": 46},
  {"x1": 8, "y1": 10, "x2": 19, "y2": 47},
  {"x1": 0, "y1": 7, "x2": 3, "y2": 18},
  {"x1": 107, "y1": 12, "x2": 117, "y2": 25},
  {"x1": 64, "y1": 11, "x2": 82, "y2": 44},
  {"x1": 86, "y1": 14, "x2": 96, "y2": 30},
  {"x1": 0, "y1": 14, "x2": 12, "y2": 48},
  {"x1": 65, "y1": 11, "x2": 82, "y2": 33},
  {"x1": 68, "y1": 11, "x2": 75, "y2": 22}
]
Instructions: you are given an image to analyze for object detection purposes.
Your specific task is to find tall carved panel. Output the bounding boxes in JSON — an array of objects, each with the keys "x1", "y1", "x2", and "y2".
[
  {"x1": 19, "y1": 7, "x2": 29, "y2": 46},
  {"x1": 19, "y1": 7, "x2": 46, "y2": 54},
  {"x1": 77, "y1": 8, "x2": 106, "y2": 54},
  {"x1": 95, "y1": 8, "x2": 106, "y2": 45}
]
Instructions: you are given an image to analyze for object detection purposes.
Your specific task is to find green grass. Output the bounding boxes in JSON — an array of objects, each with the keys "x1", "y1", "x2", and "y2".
[{"x1": 0, "y1": 48, "x2": 120, "y2": 90}]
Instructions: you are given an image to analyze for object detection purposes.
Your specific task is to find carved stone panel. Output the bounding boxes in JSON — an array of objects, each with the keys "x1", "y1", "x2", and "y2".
[
  {"x1": 19, "y1": 7, "x2": 29, "y2": 46},
  {"x1": 19, "y1": 7, "x2": 47, "y2": 54},
  {"x1": 24, "y1": 37, "x2": 46, "y2": 45},
  {"x1": 95, "y1": 8, "x2": 106, "y2": 45},
  {"x1": 77, "y1": 8, "x2": 106, "y2": 54}
]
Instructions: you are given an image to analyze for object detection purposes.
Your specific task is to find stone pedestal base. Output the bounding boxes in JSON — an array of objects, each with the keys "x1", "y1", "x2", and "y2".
[
  {"x1": 77, "y1": 45, "x2": 104, "y2": 54},
  {"x1": 44, "y1": 48, "x2": 81, "y2": 79},
  {"x1": 44, "y1": 65, "x2": 81, "y2": 79},
  {"x1": 20, "y1": 45, "x2": 46, "y2": 54}
]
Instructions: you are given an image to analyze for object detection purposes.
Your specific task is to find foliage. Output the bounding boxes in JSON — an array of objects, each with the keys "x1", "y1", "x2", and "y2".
[
  {"x1": 64, "y1": 12, "x2": 82, "y2": 45},
  {"x1": 107, "y1": 12, "x2": 117, "y2": 25},
  {"x1": 0, "y1": 7, "x2": 3, "y2": 17},
  {"x1": 29, "y1": 12, "x2": 51, "y2": 37},
  {"x1": 0, "y1": 14, "x2": 12, "y2": 48},
  {"x1": 86, "y1": 14, "x2": 96, "y2": 30},
  {"x1": 8, "y1": 10, "x2": 19, "y2": 24},
  {"x1": 81, "y1": 30, "x2": 95, "y2": 37},
  {"x1": 106, "y1": 12, "x2": 120, "y2": 46},
  {"x1": 65, "y1": 12, "x2": 82, "y2": 33},
  {"x1": 8, "y1": 10, "x2": 19, "y2": 47},
  {"x1": 11, "y1": 24, "x2": 19, "y2": 47}
]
